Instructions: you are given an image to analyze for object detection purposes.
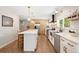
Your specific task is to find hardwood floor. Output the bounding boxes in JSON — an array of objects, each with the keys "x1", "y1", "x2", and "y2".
[
  {"x1": 0, "y1": 40, "x2": 19, "y2": 53},
  {"x1": 0, "y1": 35, "x2": 56, "y2": 53},
  {"x1": 36, "y1": 35, "x2": 56, "y2": 53}
]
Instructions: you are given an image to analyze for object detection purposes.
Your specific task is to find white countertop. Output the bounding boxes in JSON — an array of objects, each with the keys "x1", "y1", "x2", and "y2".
[
  {"x1": 55, "y1": 32, "x2": 79, "y2": 44},
  {"x1": 18, "y1": 29, "x2": 38, "y2": 34}
]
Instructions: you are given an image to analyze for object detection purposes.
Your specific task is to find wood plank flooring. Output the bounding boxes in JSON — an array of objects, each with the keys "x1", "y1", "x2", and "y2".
[
  {"x1": 36, "y1": 35, "x2": 56, "y2": 53},
  {"x1": 0, "y1": 40, "x2": 19, "y2": 53},
  {"x1": 0, "y1": 35, "x2": 56, "y2": 53}
]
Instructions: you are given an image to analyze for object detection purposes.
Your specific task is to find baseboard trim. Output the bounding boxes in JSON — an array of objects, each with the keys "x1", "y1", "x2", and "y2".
[{"x1": 0, "y1": 39, "x2": 17, "y2": 48}]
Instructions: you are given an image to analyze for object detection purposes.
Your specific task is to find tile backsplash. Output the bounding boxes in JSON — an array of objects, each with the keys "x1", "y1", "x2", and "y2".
[
  {"x1": 55, "y1": 7, "x2": 79, "y2": 30},
  {"x1": 70, "y1": 20, "x2": 79, "y2": 30}
]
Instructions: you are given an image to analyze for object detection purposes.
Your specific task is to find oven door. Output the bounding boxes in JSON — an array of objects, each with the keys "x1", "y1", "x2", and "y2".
[{"x1": 48, "y1": 30, "x2": 54, "y2": 46}]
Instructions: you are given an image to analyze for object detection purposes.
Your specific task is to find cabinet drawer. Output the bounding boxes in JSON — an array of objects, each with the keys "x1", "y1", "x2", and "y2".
[
  {"x1": 60, "y1": 37, "x2": 67, "y2": 45},
  {"x1": 66, "y1": 39, "x2": 76, "y2": 47},
  {"x1": 66, "y1": 40, "x2": 77, "y2": 53},
  {"x1": 60, "y1": 37, "x2": 66, "y2": 41},
  {"x1": 60, "y1": 37, "x2": 77, "y2": 53},
  {"x1": 60, "y1": 37, "x2": 67, "y2": 53}
]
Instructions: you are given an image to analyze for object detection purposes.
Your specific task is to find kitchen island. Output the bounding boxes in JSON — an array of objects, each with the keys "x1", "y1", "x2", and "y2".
[{"x1": 18, "y1": 29, "x2": 38, "y2": 52}]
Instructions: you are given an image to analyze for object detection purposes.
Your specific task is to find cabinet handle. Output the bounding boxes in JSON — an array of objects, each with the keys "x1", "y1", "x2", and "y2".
[
  {"x1": 67, "y1": 43, "x2": 74, "y2": 47},
  {"x1": 61, "y1": 39, "x2": 64, "y2": 41},
  {"x1": 63, "y1": 46, "x2": 67, "y2": 53}
]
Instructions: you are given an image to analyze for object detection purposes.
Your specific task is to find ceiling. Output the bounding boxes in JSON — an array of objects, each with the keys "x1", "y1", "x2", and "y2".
[
  {"x1": 0, "y1": 6, "x2": 79, "y2": 20},
  {"x1": 0, "y1": 6, "x2": 60, "y2": 20}
]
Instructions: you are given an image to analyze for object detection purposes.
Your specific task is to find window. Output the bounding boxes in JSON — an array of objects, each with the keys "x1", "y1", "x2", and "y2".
[
  {"x1": 64, "y1": 18, "x2": 70, "y2": 27},
  {"x1": 59, "y1": 19, "x2": 63, "y2": 28},
  {"x1": 59, "y1": 18, "x2": 70, "y2": 28}
]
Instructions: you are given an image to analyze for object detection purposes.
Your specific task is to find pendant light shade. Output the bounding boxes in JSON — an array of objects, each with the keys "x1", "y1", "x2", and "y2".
[
  {"x1": 27, "y1": 17, "x2": 31, "y2": 21},
  {"x1": 27, "y1": 6, "x2": 31, "y2": 21}
]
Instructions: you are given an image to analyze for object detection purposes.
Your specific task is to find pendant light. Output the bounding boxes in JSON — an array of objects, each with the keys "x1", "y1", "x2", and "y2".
[{"x1": 27, "y1": 6, "x2": 31, "y2": 21}]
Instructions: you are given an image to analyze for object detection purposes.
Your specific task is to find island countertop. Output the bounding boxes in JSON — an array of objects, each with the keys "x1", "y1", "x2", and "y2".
[{"x1": 18, "y1": 29, "x2": 38, "y2": 34}]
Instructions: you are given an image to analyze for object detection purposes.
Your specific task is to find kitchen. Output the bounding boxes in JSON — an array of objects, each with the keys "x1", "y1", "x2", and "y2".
[
  {"x1": 18, "y1": 6, "x2": 79, "y2": 53},
  {"x1": 0, "y1": 6, "x2": 79, "y2": 53},
  {"x1": 45, "y1": 7, "x2": 79, "y2": 53}
]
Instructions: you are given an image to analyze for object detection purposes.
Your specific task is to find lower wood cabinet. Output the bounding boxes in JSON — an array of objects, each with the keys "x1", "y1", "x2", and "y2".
[{"x1": 18, "y1": 34, "x2": 24, "y2": 51}]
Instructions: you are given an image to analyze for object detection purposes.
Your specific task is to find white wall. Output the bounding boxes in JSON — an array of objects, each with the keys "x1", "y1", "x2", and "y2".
[
  {"x1": 0, "y1": 7, "x2": 19, "y2": 48},
  {"x1": 0, "y1": 7, "x2": 19, "y2": 31},
  {"x1": 0, "y1": 28, "x2": 18, "y2": 48}
]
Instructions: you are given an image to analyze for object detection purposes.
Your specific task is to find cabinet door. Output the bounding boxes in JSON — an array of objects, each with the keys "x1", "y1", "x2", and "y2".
[
  {"x1": 60, "y1": 37, "x2": 67, "y2": 53},
  {"x1": 66, "y1": 40, "x2": 77, "y2": 53},
  {"x1": 60, "y1": 37, "x2": 77, "y2": 53},
  {"x1": 24, "y1": 34, "x2": 38, "y2": 51}
]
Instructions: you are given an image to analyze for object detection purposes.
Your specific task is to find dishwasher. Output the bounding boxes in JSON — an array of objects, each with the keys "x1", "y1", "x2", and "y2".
[{"x1": 54, "y1": 34, "x2": 60, "y2": 53}]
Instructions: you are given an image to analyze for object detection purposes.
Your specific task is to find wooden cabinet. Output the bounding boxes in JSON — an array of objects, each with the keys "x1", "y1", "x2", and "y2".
[
  {"x1": 60, "y1": 37, "x2": 77, "y2": 53},
  {"x1": 18, "y1": 34, "x2": 24, "y2": 51}
]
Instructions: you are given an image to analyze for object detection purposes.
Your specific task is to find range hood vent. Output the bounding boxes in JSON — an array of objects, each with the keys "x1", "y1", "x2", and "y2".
[{"x1": 52, "y1": 14, "x2": 55, "y2": 22}]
